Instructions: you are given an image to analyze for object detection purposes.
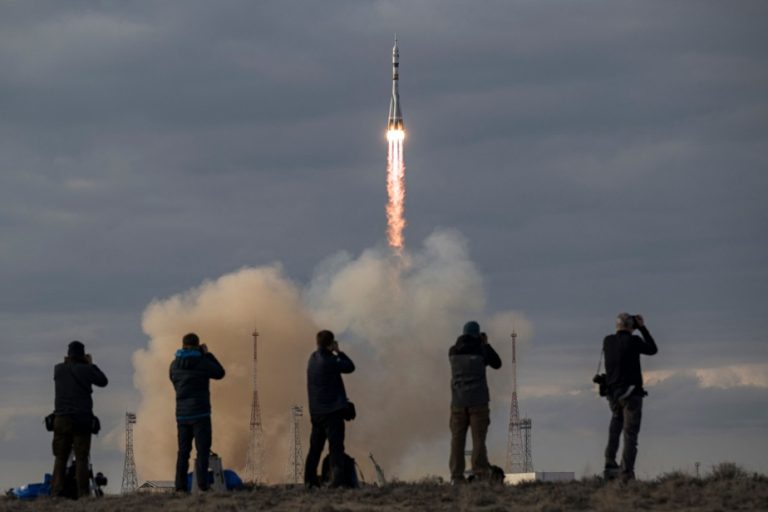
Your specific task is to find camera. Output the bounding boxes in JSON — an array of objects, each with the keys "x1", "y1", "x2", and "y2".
[{"x1": 593, "y1": 373, "x2": 608, "y2": 397}]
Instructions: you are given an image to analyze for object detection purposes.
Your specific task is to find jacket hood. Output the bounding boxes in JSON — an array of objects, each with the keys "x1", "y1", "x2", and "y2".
[{"x1": 175, "y1": 348, "x2": 203, "y2": 359}]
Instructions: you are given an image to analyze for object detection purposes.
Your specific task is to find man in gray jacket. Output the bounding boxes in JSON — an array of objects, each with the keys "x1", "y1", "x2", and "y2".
[
  {"x1": 449, "y1": 321, "x2": 502, "y2": 483},
  {"x1": 52, "y1": 341, "x2": 108, "y2": 498}
]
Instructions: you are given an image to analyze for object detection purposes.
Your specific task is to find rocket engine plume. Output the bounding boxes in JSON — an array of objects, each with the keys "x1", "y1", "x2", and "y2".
[{"x1": 386, "y1": 36, "x2": 406, "y2": 252}]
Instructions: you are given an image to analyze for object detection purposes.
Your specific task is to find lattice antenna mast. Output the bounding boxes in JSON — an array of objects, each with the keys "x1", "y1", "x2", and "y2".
[
  {"x1": 506, "y1": 329, "x2": 525, "y2": 473},
  {"x1": 120, "y1": 412, "x2": 138, "y2": 493},
  {"x1": 244, "y1": 329, "x2": 265, "y2": 483},
  {"x1": 287, "y1": 405, "x2": 304, "y2": 484}
]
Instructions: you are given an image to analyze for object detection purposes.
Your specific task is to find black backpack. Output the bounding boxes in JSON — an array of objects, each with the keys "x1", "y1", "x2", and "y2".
[{"x1": 320, "y1": 453, "x2": 360, "y2": 488}]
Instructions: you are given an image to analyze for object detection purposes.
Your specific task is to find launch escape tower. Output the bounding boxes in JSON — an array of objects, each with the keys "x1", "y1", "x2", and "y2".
[
  {"x1": 244, "y1": 330, "x2": 265, "y2": 483},
  {"x1": 120, "y1": 412, "x2": 138, "y2": 494},
  {"x1": 287, "y1": 405, "x2": 304, "y2": 484},
  {"x1": 506, "y1": 330, "x2": 534, "y2": 473}
]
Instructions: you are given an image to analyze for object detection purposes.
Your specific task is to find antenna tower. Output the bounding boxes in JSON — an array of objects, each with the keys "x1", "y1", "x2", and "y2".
[
  {"x1": 506, "y1": 330, "x2": 525, "y2": 473},
  {"x1": 244, "y1": 329, "x2": 265, "y2": 483},
  {"x1": 287, "y1": 405, "x2": 304, "y2": 484},
  {"x1": 120, "y1": 412, "x2": 138, "y2": 493}
]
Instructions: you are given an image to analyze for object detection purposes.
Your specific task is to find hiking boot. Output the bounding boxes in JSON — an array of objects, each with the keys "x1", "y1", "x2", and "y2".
[
  {"x1": 603, "y1": 462, "x2": 620, "y2": 481},
  {"x1": 450, "y1": 476, "x2": 466, "y2": 486}
]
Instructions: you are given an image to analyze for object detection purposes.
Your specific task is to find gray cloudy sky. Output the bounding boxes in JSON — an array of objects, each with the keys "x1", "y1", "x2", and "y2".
[{"x1": 1, "y1": 0, "x2": 767, "y2": 489}]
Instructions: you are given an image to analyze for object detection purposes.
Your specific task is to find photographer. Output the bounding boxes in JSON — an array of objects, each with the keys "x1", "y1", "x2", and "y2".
[
  {"x1": 51, "y1": 340, "x2": 108, "y2": 499},
  {"x1": 304, "y1": 330, "x2": 355, "y2": 489},
  {"x1": 169, "y1": 333, "x2": 225, "y2": 492},
  {"x1": 601, "y1": 313, "x2": 657, "y2": 481},
  {"x1": 449, "y1": 321, "x2": 502, "y2": 484}
]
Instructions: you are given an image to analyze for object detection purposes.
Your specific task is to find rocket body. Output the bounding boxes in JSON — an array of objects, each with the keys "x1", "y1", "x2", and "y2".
[{"x1": 387, "y1": 37, "x2": 404, "y2": 131}]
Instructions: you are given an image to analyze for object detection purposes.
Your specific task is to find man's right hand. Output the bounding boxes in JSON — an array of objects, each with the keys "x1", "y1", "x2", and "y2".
[
  {"x1": 635, "y1": 314, "x2": 645, "y2": 328},
  {"x1": 331, "y1": 341, "x2": 340, "y2": 353},
  {"x1": 200, "y1": 343, "x2": 209, "y2": 354}
]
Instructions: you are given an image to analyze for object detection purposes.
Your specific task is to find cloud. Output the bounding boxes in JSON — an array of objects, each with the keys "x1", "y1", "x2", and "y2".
[
  {"x1": 646, "y1": 364, "x2": 768, "y2": 389},
  {"x1": 132, "y1": 231, "x2": 531, "y2": 481}
]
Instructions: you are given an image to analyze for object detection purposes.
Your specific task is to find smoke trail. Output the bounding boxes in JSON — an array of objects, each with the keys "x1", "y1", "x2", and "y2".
[
  {"x1": 386, "y1": 129, "x2": 406, "y2": 251},
  {"x1": 131, "y1": 231, "x2": 531, "y2": 482}
]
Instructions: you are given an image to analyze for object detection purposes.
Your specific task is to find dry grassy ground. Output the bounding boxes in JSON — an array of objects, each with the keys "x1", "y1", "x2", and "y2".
[{"x1": 3, "y1": 471, "x2": 767, "y2": 512}]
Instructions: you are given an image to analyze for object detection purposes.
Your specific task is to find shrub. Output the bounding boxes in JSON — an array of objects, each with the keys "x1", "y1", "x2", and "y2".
[{"x1": 709, "y1": 462, "x2": 748, "y2": 481}]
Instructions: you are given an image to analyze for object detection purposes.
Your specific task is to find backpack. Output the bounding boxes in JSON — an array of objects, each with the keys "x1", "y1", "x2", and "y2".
[{"x1": 320, "y1": 453, "x2": 360, "y2": 488}]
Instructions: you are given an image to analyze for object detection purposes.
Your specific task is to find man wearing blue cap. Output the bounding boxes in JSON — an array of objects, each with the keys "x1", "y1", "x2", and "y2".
[{"x1": 449, "y1": 321, "x2": 502, "y2": 484}]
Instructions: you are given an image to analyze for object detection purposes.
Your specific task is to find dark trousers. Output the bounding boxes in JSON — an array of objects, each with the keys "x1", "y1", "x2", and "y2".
[
  {"x1": 605, "y1": 395, "x2": 643, "y2": 477},
  {"x1": 175, "y1": 416, "x2": 212, "y2": 491},
  {"x1": 51, "y1": 415, "x2": 91, "y2": 498},
  {"x1": 304, "y1": 410, "x2": 345, "y2": 487},
  {"x1": 450, "y1": 404, "x2": 491, "y2": 480}
]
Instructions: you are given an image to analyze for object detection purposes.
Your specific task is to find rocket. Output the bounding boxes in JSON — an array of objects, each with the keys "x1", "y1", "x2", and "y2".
[{"x1": 387, "y1": 35, "x2": 404, "y2": 131}]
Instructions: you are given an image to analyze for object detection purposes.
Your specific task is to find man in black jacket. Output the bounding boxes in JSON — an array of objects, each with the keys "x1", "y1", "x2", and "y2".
[
  {"x1": 52, "y1": 340, "x2": 109, "y2": 498},
  {"x1": 449, "y1": 321, "x2": 502, "y2": 483},
  {"x1": 602, "y1": 313, "x2": 657, "y2": 481},
  {"x1": 169, "y1": 333, "x2": 225, "y2": 492},
  {"x1": 304, "y1": 330, "x2": 355, "y2": 488}
]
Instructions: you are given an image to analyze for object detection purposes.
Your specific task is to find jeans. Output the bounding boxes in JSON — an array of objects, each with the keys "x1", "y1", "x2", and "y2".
[
  {"x1": 449, "y1": 404, "x2": 491, "y2": 480},
  {"x1": 175, "y1": 416, "x2": 212, "y2": 491},
  {"x1": 304, "y1": 410, "x2": 346, "y2": 487},
  {"x1": 605, "y1": 395, "x2": 643, "y2": 477},
  {"x1": 51, "y1": 415, "x2": 92, "y2": 498}
]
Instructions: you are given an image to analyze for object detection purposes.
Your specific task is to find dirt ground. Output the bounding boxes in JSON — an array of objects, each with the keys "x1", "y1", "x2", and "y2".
[{"x1": 3, "y1": 472, "x2": 768, "y2": 512}]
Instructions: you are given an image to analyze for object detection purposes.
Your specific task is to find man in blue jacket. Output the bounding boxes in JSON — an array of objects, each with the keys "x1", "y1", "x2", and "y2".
[
  {"x1": 304, "y1": 330, "x2": 355, "y2": 488},
  {"x1": 52, "y1": 340, "x2": 108, "y2": 498},
  {"x1": 169, "y1": 333, "x2": 225, "y2": 492},
  {"x1": 449, "y1": 321, "x2": 502, "y2": 484}
]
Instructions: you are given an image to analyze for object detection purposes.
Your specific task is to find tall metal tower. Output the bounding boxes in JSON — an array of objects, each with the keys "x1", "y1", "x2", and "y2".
[
  {"x1": 287, "y1": 405, "x2": 304, "y2": 484},
  {"x1": 244, "y1": 329, "x2": 265, "y2": 483},
  {"x1": 506, "y1": 330, "x2": 525, "y2": 473},
  {"x1": 120, "y1": 412, "x2": 138, "y2": 494},
  {"x1": 521, "y1": 417, "x2": 534, "y2": 472}
]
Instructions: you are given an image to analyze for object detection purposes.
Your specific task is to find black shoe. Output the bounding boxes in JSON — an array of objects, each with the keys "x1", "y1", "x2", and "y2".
[
  {"x1": 603, "y1": 462, "x2": 620, "y2": 481},
  {"x1": 620, "y1": 471, "x2": 635, "y2": 483}
]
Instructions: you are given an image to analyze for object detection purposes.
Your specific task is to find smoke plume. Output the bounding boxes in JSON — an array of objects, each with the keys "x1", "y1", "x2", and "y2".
[{"x1": 132, "y1": 230, "x2": 531, "y2": 481}]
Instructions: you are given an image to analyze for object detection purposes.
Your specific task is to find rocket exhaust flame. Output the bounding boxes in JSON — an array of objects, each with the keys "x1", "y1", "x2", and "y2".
[
  {"x1": 386, "y1": 129, "x2": 406, "y2": 251},
  {"x1": 386, "y1": 36, "x2": 406, "y2": 252}
]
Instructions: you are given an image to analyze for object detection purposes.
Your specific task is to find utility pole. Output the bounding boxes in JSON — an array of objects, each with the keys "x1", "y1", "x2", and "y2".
[
  {"x1": 120, "y1": 412, "x2": 138, "y2": 493},
  {"x1": 244, "y1": 330, "x2": 265, "y2": 483}
]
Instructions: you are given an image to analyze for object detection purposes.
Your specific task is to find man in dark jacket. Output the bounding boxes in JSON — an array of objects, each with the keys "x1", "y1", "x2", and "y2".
[
  {"x1": 52, "y1": 340, "x2": 108, "y2": 498},
  {"x1": 449, "y1": 321, "x2": 502, "y2": 483},
  {"x1": 169, "y1": 333, "x2": 225, "y2": 492},
  {"x1": 602, "y1": 313, "x2": 657, "y2": 481},
  {"x1": 304, "y1": 330, "x2": 355, "y2": 488}
]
